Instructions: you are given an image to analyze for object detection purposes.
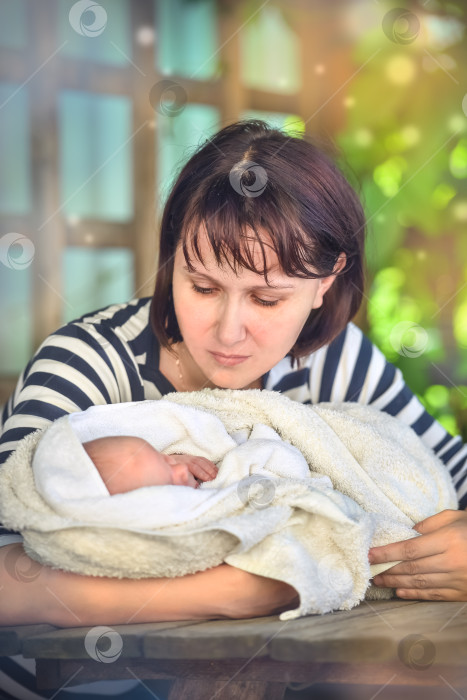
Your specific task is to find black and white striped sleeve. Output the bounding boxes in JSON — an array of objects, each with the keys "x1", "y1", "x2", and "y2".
[
  {"x1": 314, "y1": 323, "x2": 467, "y2": 509},
  {"x1": 0, "y1": 320, "x2": 144, "y2": 537}
]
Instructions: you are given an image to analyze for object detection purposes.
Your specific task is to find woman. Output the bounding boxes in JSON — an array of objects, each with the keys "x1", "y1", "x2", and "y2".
[{"x1": 1, "y1": 119, "x2": 467, "y2": 629}]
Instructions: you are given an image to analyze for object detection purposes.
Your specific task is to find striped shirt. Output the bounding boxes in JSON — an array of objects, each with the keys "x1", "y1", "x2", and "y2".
[
  {"x1": 2, "y1": 296, "x2": 467, "y2": 521},
  {"x1": 1, "y1": 296, "x2": 467, "y2": 699}
]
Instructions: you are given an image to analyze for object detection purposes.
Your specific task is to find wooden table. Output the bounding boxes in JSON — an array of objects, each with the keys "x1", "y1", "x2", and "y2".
[{"x1": 1, "y1": 599, "x2": 467, "y2": 699}]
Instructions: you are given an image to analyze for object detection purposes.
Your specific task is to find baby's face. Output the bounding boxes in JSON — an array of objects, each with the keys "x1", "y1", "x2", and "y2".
[
  {"x1": 137, "y1": 441, "x2": 198, "y2": 488},
  {"x1": 84, "y1": 436, "x2": 198, "y2": 489}
]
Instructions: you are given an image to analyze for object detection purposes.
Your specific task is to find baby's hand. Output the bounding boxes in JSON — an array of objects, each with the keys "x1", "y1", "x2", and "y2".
[{"x1": 166, "y1": 454, "x2": 218, "y2": 484}]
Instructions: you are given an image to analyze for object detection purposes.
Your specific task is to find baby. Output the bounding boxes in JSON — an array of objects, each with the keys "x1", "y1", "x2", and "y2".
[{"x1": 83, "y1": 435, "x2": 218, "y2": 494}]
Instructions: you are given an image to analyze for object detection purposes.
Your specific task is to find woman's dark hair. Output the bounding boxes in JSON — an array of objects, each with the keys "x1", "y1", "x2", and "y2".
[{"x1": 150, "y1": 119, "x2": 366, "y2": 366}]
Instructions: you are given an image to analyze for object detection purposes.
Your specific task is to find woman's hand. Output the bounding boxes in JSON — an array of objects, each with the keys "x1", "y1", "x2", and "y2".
[{"x1": 369, "y1": 509, "x2": 467, "y2": 601}]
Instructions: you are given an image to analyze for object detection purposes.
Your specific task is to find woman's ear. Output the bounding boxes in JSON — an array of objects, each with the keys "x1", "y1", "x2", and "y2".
[{"x1": 312, "y1": 253, "x2": 347, "y2": 310}]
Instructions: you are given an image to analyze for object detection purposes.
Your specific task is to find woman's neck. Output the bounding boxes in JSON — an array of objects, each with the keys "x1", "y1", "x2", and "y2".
[
  {"x1": 158, "y1": 343, "x2": 262, "y2": 392},
  {"x1": 159, "y1": 343, "x2": 214, "y2": 392}
]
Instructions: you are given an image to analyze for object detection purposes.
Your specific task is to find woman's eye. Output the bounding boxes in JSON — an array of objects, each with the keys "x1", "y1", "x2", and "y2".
[
  {"x1": 256, "y1": 298, "x2": 279, "y2": 307},
  {"x1": 192, "y1": 284, "x2": 213, "y2": 295},
  {"x1": 191, "y1": 284, "x2": 279, "y2": 308}
]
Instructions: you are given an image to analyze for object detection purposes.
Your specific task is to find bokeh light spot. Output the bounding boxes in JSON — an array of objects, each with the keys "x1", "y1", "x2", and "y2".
[
  {"x1": 384, "y1": 126, "x2": 419, "y2": 153},
  {"x1": 448, "y1": 114, "x2": 466, "y2": 133},
  {"x1": 432, "y1": 183, "x2": 456, "y2": 209},
  {"x1": 452, "y1": 200, "x2": 467, "y2": 221},
  {"x1": 424, "y1": 385, "x2": 450, "y2": 409},
  {"x1": 374, "y1": 156, "x2": 407, "y2": 197},
  {"x1": 449, "y1": 139, "x2": 467, "y2": 178},
  {"x1": 282, "y1": 115, "x2": 305, "y2": 137},
  {"x1": 343, "y1": 96, "x2": 356, "y2": 109},
  {"x1": 454, "y1": 300, "x2": 467, "y2": 347},
  {"x1": 385, "y1": 55, "x2": 417, "y2": 85},
  {"x1": 354, "y1": 128, "x2": 373, "y2": 147},
  {"x1": 401, "y1": 125, "x2": 420, "y2": 147}
]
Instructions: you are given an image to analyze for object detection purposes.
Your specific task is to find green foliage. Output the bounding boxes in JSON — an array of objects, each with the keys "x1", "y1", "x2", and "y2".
[
  {"x1": 337, "y1": 1, "x2": 467, "y2": 437},
  {"x1": 418, "y1": 384, "x2": 467, "y2": 440},
  {"x1": 338, "y1": 2, "x2": 467, "y2": 257}
]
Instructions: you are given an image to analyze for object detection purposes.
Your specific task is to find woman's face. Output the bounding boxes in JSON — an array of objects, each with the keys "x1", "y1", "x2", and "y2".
[{"x1": 171, "y1": 229, "x2": 343, "y2": 390}]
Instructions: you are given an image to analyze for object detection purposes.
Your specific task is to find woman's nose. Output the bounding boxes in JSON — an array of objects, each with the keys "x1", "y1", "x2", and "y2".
[{"x1": 215, "y1": 300, "x2": 247, "y2": 346}]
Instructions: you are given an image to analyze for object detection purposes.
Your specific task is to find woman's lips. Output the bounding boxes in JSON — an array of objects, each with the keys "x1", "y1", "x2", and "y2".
[{"x1": 209, "y1": 351, "x2": 249, "y2": 366}]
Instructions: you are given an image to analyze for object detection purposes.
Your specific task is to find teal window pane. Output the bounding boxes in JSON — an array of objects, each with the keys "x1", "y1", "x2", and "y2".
[
  {"x1": 58, "y1": 0, "x2": 131, "y2": 66},
  {"x1": 241, "y1": 6, "x2": 301, "y2": 94},
  {"x1": 156, "y1": 0, "x2": 218, "y2": 80},
  {"x1": 0, "y1": 262, "x2": 32, "y2": 374},
  {"x1": 59, "y1": 90, "x2": 133, "y2": 221},
  {"x1": 0, "y1": 83, "x2": 31, "y2": 214},
  {"x1": 63, "y1": 247, "x2": 134, "y2": 323},
  {"x1": 156, "y1": 104, "x2": 220, "y2": 207},
  {"x1": 0, "y1": 0, "x2": 27, "y2": 48}
]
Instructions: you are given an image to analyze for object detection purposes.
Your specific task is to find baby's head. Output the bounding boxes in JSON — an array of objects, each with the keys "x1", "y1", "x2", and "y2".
[{"x1": 82, "y1": 435, "x2": 198, "y2": 491}]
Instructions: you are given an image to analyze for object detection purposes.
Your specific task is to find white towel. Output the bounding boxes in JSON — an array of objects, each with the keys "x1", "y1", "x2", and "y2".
[{"x1": 0, "y1": 389, "x2": 458, "y2": 620}]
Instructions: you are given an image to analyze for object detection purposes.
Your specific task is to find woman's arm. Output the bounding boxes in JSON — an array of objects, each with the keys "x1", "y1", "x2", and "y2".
[{"x1": 0, "y1": 544, "x2": 299, "y2": 627}]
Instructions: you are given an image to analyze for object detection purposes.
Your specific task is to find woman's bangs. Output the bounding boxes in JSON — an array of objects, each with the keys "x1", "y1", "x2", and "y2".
[
  {"x1": 180, "y1": 181, "x2": 336, "y2": 282},
  {"x1": 180, "y1": 190, "x2": 274, "y2": 279}
]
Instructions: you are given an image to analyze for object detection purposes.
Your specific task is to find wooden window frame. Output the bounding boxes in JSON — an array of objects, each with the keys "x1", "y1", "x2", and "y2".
[{"x1": 0, "y1": 0, "x2": 350, "y2": 405}]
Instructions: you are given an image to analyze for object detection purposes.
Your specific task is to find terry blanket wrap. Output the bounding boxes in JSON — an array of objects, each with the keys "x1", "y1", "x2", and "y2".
[{"x1": 0, "y1": 388, "x2": 458, "y2": 620}]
